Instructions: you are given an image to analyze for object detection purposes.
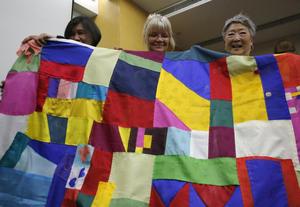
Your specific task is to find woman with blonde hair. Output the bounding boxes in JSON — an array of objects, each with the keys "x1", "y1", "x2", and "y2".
[{"x1": 143, "y1": 13, "x2": 175, "y2": 52}]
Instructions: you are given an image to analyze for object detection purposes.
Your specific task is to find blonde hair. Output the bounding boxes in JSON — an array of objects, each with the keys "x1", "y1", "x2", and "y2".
[{"x1": 143, "y1": 13, "x2": 175, "y2": 51}]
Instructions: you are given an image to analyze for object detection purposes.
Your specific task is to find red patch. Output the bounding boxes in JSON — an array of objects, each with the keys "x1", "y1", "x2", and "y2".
[
  {"x1": 210, "y1": 58, "x2": 232, "y2": 100},
  {"x1": 149, "y1": 186, "x2": 165, "y2": 207},
  {"x1": 40, "y1": 60, "x2": 84, "y2": 82},
  {"x1": 170, "y1": 183, "x2": 190, "y2": 207},
  {"x1": 192, "y1": 183, "x2": 236, "y2": 207},
  {"x1": 276, "y1": 53, "x2": 300, "y2": 88},
  {"x1": 79, "y1": 145, "x2": 91, "y2": 163},
  {"x1": 103, "y1": 90, "x2": 154, "y2": 128},
  {"x1": 280, "y1": 160, "x2": 300, "y2": 206},
  {"x1": 80, "y1": 149, "x2": 113, "y2": 195},
  {"x1": 36, "y1": 73, "x2": 49, "y2": 111},
  {"x1": 61, "y1": 188, "x2": 79, "y2": 207}
]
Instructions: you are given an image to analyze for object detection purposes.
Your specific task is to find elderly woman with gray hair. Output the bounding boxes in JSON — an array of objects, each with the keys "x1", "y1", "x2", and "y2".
[{"x1": 222, "y1": 13, "x2": 256, "y2": 56}]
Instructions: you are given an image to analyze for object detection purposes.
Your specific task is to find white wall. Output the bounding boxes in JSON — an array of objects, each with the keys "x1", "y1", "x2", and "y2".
[{"x1": 0, "y1": 0, "x2": 73, "y2": 80}]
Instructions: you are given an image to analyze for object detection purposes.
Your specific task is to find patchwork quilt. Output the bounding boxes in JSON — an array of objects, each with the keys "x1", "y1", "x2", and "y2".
[{"x1": 0, "y1": 38, "x2": 300, "y2": 207}]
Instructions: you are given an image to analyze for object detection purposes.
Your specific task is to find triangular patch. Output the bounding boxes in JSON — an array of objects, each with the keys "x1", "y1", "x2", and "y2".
[
  {"x1": 154, "y1": 99, "x2": 190, "y2": 130},
  {"x1": 153, "y1": 179, "x2": 186, "y2": 206},
  {"x1": 192, "y1": 184, "x2": 236, "y2": 207}
]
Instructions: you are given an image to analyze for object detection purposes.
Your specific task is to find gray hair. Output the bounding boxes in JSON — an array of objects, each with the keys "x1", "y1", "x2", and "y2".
[
  {"x1": 143, "y1": 13, "x2": 175, "y2": 51},
  {"x1": 222, "y1": 13, "x2": 256, "y2": 38}
]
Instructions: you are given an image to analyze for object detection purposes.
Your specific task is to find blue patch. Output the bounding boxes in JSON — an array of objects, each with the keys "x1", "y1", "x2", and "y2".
[
  {"x1": 41, "y1": 41, "x2": 93, "y2": 66},
  {"x1": 165, "y1": 127, "x2": 191, "y2": 155},
  {"x1": 46, "y1": 152, "x2": 75, "y2": 207},
  {"x1": 76, "y1": 82, "x2": 108, "y2": 101},
  {"x1": 163, "y1": 59, "x2": 210, "y2": 99},
  {"x1": 0, "y1": 167, "x2": 52, "y2": 207},
  {"x1": 225, "y1": 186, "x2": 243, "y2": 207},
  {"x1": 28, "y1": 139, "x2": 76, "y2": 165},
  {"x1": 69, "y1": 178, "x2": 77, "y2": 187},
  {"x1": 190, "y1": 184, "x2": 206, "y2": 207},
  {"x1": 79, "y1": 168, "x2": 86, "y2": 178},
  {"x1": 109, "y1": 59, "x2": 160, "y2": 100},
  {"x1": 255, "y1": 55, "x2": 290, "y2": 120},
  {"x1": 47, "y1": 78, "x2": 60, "y2": 98},
  {"x1": 153, "y1": 179, "x2": 186, "y2": 206},
  {"x1": 246, "y1": 159, "x2": 288, "y2": 207},
  {"x1": 47, "y1": 115, "x2": 68, "y2": 144},
  {"x1": 165, "y1": 45, "x2": 228, "y2": 62}
]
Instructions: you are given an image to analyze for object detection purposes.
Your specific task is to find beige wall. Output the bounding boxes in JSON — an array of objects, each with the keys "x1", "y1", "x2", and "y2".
[
  {"x1": 254, "y1": 33, "x2": 300, "y2": 55},
  {"x1": 95, "y1": 0, "x2": 147, "y2": 50}
]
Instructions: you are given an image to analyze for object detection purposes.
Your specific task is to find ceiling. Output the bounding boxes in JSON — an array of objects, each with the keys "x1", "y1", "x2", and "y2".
[{"x1": 131, "y1": 0, "x2": 300, "y2": 53}]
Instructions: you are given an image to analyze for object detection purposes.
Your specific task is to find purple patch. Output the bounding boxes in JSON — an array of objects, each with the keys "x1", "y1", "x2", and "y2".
[
  {"x1": 0, "y1": 72, "x2": 38, "y2": 115},
  {"x1": 136, "y1": 128, "x2": 145, "y2": 147},
  {"x1": 88, "y1": 122, "x2": 125, "y2": 152},
  {"x1": 125, "y1": 50, "x2": 165, "y2": 63},
  {"x1": 208, "y1": 126, "x2": 235, "y2": 158}
]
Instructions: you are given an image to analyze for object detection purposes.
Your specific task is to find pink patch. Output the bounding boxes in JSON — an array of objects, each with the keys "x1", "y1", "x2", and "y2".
[{"x1": 154, "y1": 99, "x2": 190, "y2": 131}]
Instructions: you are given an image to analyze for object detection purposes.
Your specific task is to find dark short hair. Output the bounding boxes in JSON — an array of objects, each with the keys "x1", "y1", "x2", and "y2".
[
  {"x1": 274, "y1": 40, "x2": 296, "y2": 53},
  {"x1": 64, "y1": 16, "x2": 101, "y2": 46}
]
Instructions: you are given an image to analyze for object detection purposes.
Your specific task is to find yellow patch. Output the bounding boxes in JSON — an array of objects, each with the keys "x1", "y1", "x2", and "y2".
[
  {"x1": 143, "y1": 135, "x2": 152, "y2": 149},
  {"x1": 91, "y1": 182, "x2": 116, "y2": 207},
  {"x1": 43, "y1": 98, "x2": 103, "y2": 122},
  {"x1": 118, "y1": 127, "x2": 131, "y2": 152},
  {"x1": 83, "y1": 47, "x2": 121, "y2": 86},
  {"x1": 156, "y1": 69, "x2": 210, "y2": 130},
  {"x1": 135, "y1": 147, "x2": 143, "y2": 153},
  {"x1": 292, "y1": 91, "x2": 300, "y2": 97},
  {"x1": 25, "y1": 112, "x2": 50, "y2": 142},
  {"x1": 230, "y1": 70, "x2": 268, "y2": 123},
  {"x1": 65, "y1": 117, "x2": 93, "y2": 145}
]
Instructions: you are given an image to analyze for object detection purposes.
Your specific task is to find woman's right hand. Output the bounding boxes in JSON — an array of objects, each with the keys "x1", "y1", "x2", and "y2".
[{"x1": 22, "y1": 33, "x2": 53, "y2": 46}]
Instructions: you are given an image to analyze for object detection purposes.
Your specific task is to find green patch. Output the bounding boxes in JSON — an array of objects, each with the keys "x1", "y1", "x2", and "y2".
[
  {"x1": 110, "y1": 198, "x2": 148, "y2": 207},
  {"x1": 119, "y1": 51, "x2": 162, "y2": 72},
  {"x1": 210, "y1": 99, "x2": 233, "y2": 127},
  {"x1": 0, "y1": 132, "x2": 30, "y2": 168},
  {"x1": 153, "y1": 155, "x2": 238, "y2": 186},
  {"x1": 76, "y1": 192, "x2": 94, "y2": 207},
  {"x1": 10, "y1": 54, "x2": 40, "y2": 72}
]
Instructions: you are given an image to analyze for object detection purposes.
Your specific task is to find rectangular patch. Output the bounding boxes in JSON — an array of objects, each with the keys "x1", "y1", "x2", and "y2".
[
  {"x1": 208, "y1": 126, "x2": 235, "y2": 158},
  {"x1": 153, "y1": 156, "x2": 238, "y2": 185},
  {"x1": 0, "y1": 72, "x2": 38, "y2": 115},
  {"x1": 210, "y1": 100, "x2": 233, "y2": 128},
  {"x1": 103, "y1": 90, "x2": 155, "y2": 128},
  {"x1": 41, "y1": 40, "x2": 93, "y2": 66},
  {"x1": 210, "y1": 58, "x2": 231, "y2": 100},
  {"x1": 109, "y1": 59, "x2": 160, "y2": 100},
  {"x1": 230, "y1": 69, "x2": 268, "y2": 123},
  {"x1": 255, "y1": 54, "x2": 290, "y2": 120},
  {"x1": 40, "y1": 60, "x2": 84, "y2": 82}
]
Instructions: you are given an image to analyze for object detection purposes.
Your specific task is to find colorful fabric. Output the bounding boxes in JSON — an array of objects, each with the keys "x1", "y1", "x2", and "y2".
[{"x1": 0, "y1": 38, "x2": 300, "y2": 206}]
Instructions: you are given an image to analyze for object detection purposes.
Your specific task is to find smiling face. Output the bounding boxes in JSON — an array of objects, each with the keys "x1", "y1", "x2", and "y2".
[
  {"x1": 69, "y1": 23, "x2": 93, "y2": 45},
  {"x1": 224, "y1": 23, "x2": 253, "y2": 55},
  {"x1": 148, "y1": 29, "x2": 170, "y2": 52}
]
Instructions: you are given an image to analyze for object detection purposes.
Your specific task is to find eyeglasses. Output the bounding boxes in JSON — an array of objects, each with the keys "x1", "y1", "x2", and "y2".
[{"x1": 225, "y1": 30, "x2": 250, "y2": 39}]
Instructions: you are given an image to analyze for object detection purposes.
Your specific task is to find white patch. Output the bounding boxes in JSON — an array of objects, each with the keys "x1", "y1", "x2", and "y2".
[{"x1": 190, "y1": 130, "x2": 209, "y2": 159}]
